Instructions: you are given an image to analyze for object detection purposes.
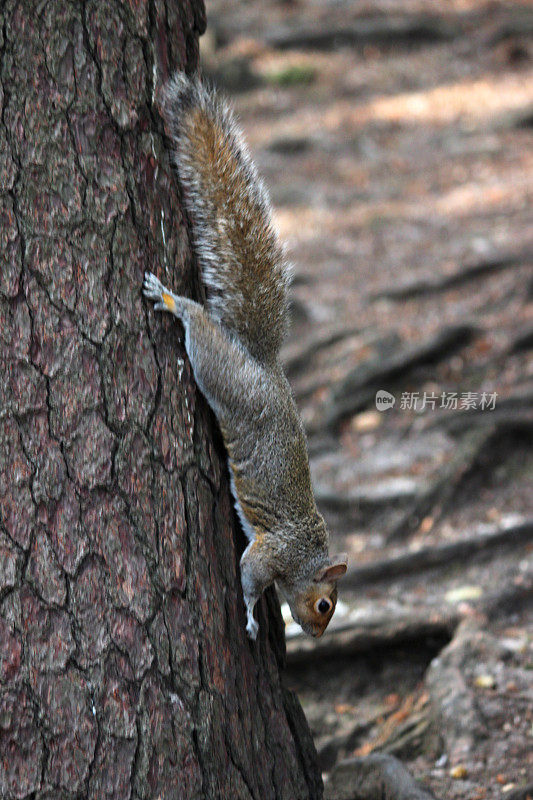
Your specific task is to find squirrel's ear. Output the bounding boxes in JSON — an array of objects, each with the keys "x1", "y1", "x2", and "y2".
[{"x1": 314, "y1": 554, "x2": 348, "y2": 583}]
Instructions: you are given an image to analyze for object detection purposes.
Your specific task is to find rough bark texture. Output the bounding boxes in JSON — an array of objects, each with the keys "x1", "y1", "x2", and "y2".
[{"x1": 0, "y1": 2, "x2": 322, "y2": 798}]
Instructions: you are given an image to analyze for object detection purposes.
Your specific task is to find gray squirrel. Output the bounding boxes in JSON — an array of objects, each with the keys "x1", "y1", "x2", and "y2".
[{"x1": 143, "y1": 73, "x2": 347, "y2": 639}]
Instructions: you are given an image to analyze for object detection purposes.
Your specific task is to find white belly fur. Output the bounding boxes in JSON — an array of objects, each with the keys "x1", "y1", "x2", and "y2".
[{"x1": 228, "y1": 460, "x2": 257, "y2": 542}]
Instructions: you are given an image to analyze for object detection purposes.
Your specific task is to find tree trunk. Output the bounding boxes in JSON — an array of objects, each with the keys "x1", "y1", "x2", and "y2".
[{"x1": 0, "y1": 2, "x2": 322, "y2": 798}]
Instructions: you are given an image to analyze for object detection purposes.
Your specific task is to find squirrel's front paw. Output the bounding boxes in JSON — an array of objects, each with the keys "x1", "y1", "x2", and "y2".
[
  {"x1": 246, "y1": 614, "x2": 259, "y2": 640},
  {"x1": 143, "y1": 271, "x2": 165, "y2": 303}
]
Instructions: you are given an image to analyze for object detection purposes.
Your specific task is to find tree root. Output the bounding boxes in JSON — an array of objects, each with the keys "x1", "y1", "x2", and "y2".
[
  {"x1": 387, "y1": 427, "x2": 492, "y2": 542},
  {"x1": 283, "y1": 325, "x2": 362, "y2": 378},
  {"x1": 324, "y1": 753, "x2": 439, "y2": 800},
  {"x1": 286, "y1": 611, "x2": 456, "y2": 666},
  {"x1": 323, "y1": 325, "x2": 477, "y2": 431},
  {"x1": 369, "y1": 250, "x2": 532, "y2": 302},
  {"x1": 343, "y1": 518, "x2": 533, "y2": 589}
]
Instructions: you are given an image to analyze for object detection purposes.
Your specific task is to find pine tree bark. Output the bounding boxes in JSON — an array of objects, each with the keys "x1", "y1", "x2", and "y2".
[{"x1": 0, "y1": 2, "x2": 322, "y2": 798}]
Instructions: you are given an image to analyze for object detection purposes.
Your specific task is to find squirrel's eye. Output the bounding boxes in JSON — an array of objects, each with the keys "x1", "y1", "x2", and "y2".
[{"x1": 315, "y1": 598, "x2": 331, "y2": 615}]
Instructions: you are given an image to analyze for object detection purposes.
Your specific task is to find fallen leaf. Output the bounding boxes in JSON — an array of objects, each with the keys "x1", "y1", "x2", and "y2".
[
  {"x1": 351, "y1": 410, "x2": 382, "y2": 432},
  {"x1": 419, "y1": 516, "x2": 434, "y2": 534},
  {"x1": 475, "y1": 675, "x2": 496, "y2": 689},
  {"x1": 450, "y1": 765, "x2": 468, "y2": 779},
  {"x1": 335, "y1": 703, "x2": 355, "y2": 714},
  {"x1": 354, "y1": 742, "x2": 374, "y2": 757},
  {"x1": 354, "y1": 693, "x2": 419, "y2": 755},
  {"x1": 385, "y1": 693, "x2": 400, "y2": 707},
  {"x1": 445, "y1": 585, "x2": 483, "y2": 604}
]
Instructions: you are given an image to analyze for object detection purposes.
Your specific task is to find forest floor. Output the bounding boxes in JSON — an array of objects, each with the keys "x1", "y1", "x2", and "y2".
[{"x1": 204, "y1": 1, "x2": 533, "y2": 797}]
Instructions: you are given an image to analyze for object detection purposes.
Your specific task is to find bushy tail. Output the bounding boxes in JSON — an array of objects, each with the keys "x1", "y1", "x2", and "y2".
[{"x1": 162, "y1": 73, "x2": 290, "y2": 365}]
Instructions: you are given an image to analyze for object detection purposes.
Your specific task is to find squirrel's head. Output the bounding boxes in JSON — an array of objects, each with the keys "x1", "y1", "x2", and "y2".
[{"x1": 284, "y1": 556, "x2": 348, "y2": 638}]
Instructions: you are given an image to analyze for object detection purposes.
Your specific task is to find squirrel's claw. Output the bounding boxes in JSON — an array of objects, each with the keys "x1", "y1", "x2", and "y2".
[
  {"x1": 143, "y1": 271, "x2": 165, "y2": 302},
  {"x1": 143, "y1": 272, "x2": 183, "y2": 317},
  {"x1": 246, "y1": 613, "x2": 259, "y2": 640}
]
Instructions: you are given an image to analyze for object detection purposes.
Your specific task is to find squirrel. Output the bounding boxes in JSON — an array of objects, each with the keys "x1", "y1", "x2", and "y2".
[{"x1": 143, "y1": 73, "x2": 347, "y2": 640}]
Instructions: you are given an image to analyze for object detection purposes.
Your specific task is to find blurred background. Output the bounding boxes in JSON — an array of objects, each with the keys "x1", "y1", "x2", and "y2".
[{"x1": 202, "y1": 1, "x2": 532, "y2": 797}]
